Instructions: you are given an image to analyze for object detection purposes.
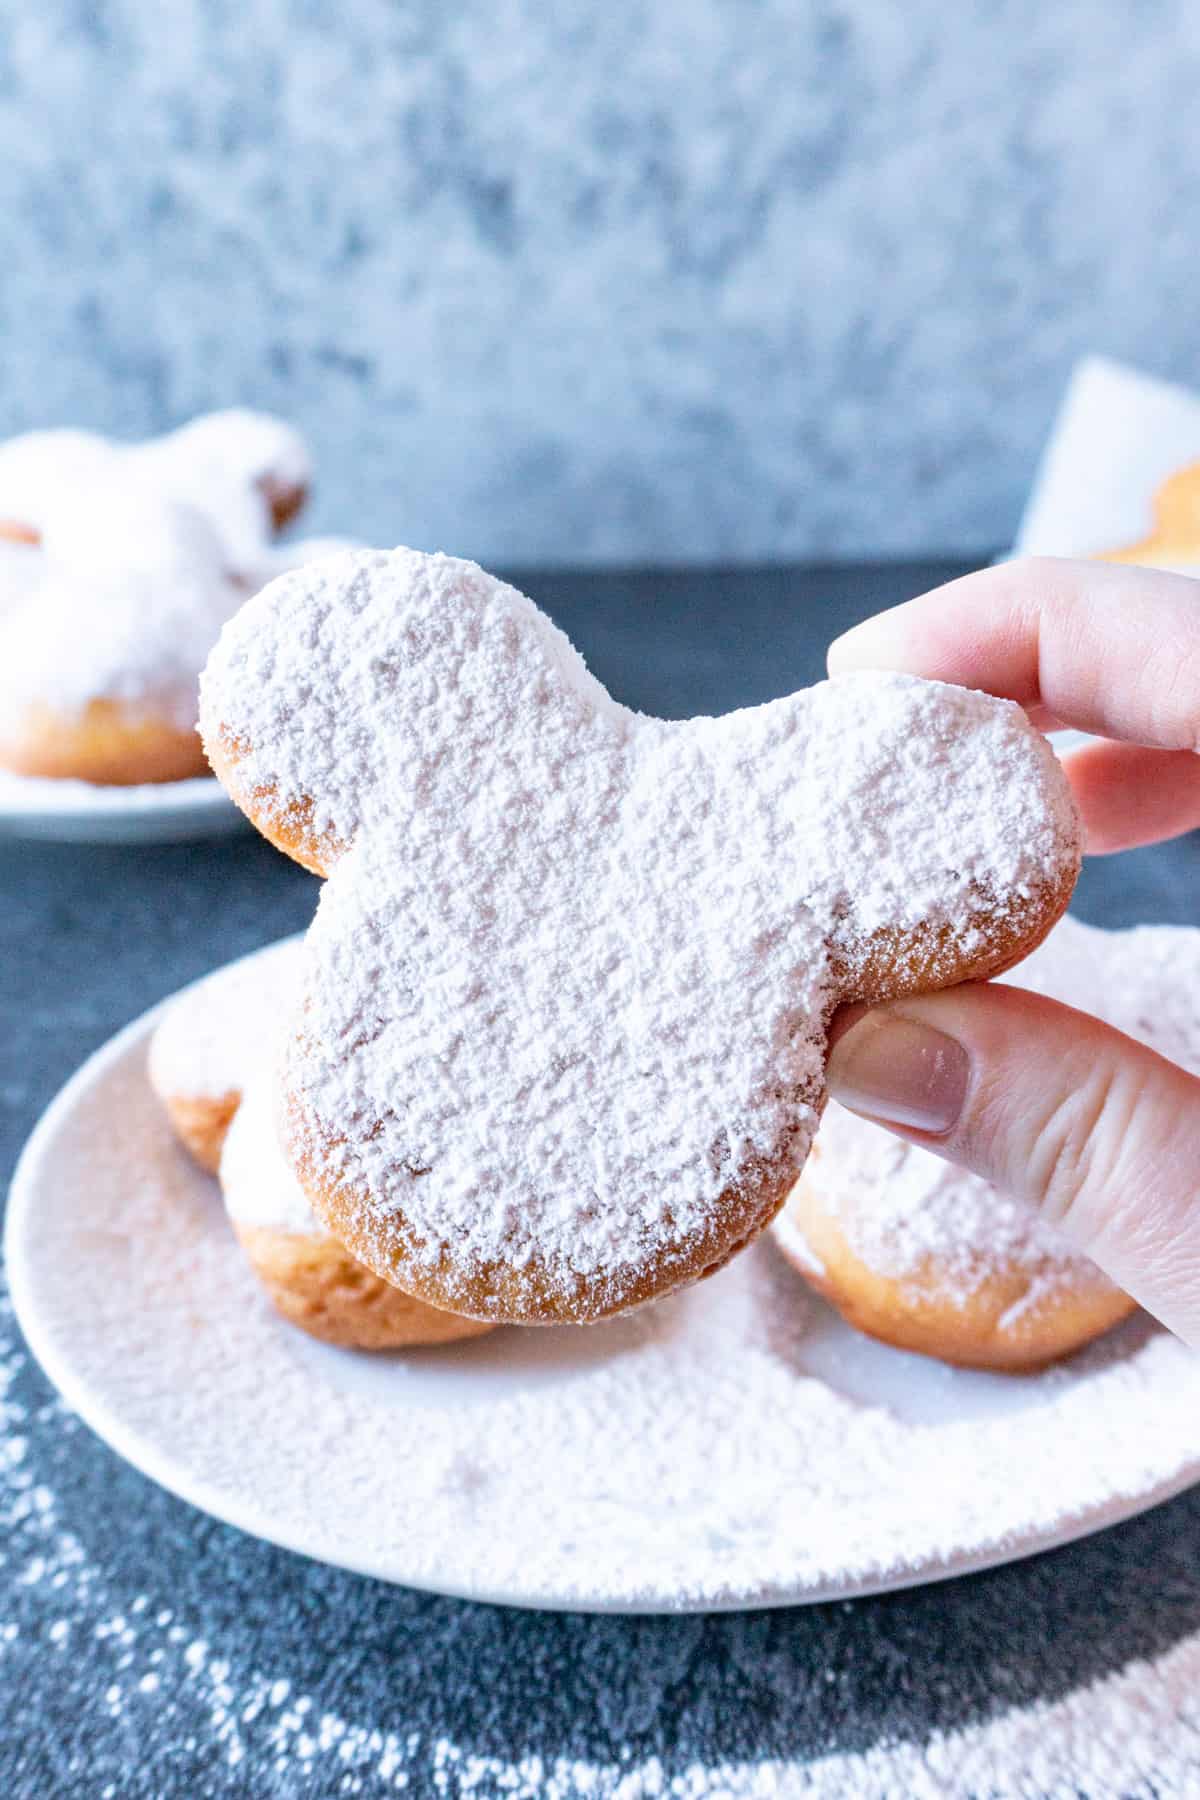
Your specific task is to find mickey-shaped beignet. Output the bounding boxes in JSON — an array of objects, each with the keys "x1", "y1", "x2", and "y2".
[{"x1": 201, "y1": 548, "x2": 1081, "y2": 1325}]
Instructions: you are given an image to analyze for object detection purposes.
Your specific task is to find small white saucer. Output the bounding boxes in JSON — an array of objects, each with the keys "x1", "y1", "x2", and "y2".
[
  {"x1": 0, "y1": 768, "x2": 245, "y2": 843},
  {"x1": 7, "y1": 958, "x2": 1200, "y2": 1612}
]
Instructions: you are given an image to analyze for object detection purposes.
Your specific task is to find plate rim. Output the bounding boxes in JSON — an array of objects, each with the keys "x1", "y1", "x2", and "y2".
[
  {"x1": 6, "y1": 968, "x2": 1200, "y2": 1614},
  {"x1": 0, "y1": 770, "x2": 244, "y2": 843}
]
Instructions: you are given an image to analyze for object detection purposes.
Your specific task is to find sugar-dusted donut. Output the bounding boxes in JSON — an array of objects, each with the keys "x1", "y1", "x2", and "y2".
[
  {"x1": 149, "y1": 938, "x2": 492, "y2": 1350},
  {"x1": 771, "y1": 913, "x2": 1200, "y2": 1370},
  {"x1": 0, "y1": 410, "x2": 323, "y2": 785},
  {"x1": 221, "y1": 1079, "x2": 494, "y2": 1350},
  {"x1": 148, "y1": 937, "x2": 301, "y2": 1172},
  {"x1": 0, "y1": 488, "x2": 248, "y2": 784},
  {"x1": 0, "y1": 530, "x2": 41, "y2": 626},
  {"x1": 0, "y1": 514, "x2": 365, "y2": 786},
  {"x1": 200, "y1": 548, "x2": 1080, "y2": 1325}
]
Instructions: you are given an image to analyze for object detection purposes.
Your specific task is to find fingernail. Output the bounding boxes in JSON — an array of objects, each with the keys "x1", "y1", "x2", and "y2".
[
  {"x1": 827, "y1": 1011, "x2": 970, "y2": 1135},
  {"x1": 826, "y1": 610, "x2": 903, "y2": 675},
  {"x1": 826, "y1": 621, "x2": 871, "y2": 673}
]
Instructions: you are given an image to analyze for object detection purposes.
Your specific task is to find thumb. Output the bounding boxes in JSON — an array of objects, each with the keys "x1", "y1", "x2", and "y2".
[{"x1": 825, "y1": 982, "x2": 1200, "y2": 1346}]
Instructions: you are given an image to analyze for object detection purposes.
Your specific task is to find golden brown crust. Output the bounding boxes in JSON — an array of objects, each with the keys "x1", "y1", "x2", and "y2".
[
  {"x1": 232, "y1": 1221, "x2": 495, "y2": 1349},
  {"x1": 262, "y1": 478, "x2": 309, "y2": 536},
  {"x1": 833, "y1": 873, "x2": 1077, "y2": 1006},
  {"x1": 152, "y1": 1045, "x2": 493, "y2": 1349},
  {"x1": 201, "y1": 728, "x2": 340, "y2": 875},
  {"x1": 777, "y1": 1172, "x2": 1135, "y2": 1372},
  {"x1": 0, "y1": 697, "x2": 209, "y2": 785},
  {"x1": 158, "y1": 1089, "x2": 241, "y2": 1175},
  {"x1": 290, "y1": 1110, "x2": 796, "y2": 1325}
]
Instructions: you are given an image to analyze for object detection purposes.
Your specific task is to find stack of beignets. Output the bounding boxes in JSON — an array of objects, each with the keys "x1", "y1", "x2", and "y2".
[{"x1": 148, "y1": 940, "x2": 494, "y2": 1350}]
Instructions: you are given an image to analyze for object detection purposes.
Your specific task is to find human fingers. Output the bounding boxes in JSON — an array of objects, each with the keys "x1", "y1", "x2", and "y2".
[
  {"x1": 1062, "y1": 741, "x2": 1200, "y2": 854},
  {"x1": 828, "y1": 557, "x2": 1200, "y2": 751},
  {"x1": 826, "y1": 980, "x2": 1200, "y2": 1346}
]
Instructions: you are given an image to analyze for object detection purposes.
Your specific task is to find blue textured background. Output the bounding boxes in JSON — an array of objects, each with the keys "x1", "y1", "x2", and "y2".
[{"x1": 0, "y1": 1, "x2": 1196, "y2": 564}]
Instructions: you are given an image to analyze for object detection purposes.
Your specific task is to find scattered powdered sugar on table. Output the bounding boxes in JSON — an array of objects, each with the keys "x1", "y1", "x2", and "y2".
[
  {"x1": 781, "y1": 916, "x2": 1200, "y2": 1309},
  {"x1": 201, "y1": 549, "x2": 1080, "y2": 1311}
]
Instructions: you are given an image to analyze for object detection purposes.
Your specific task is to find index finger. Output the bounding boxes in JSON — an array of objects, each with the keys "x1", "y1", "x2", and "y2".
[{"x1": 828, "y1": 556, "x2": 1200, "y2": 750}]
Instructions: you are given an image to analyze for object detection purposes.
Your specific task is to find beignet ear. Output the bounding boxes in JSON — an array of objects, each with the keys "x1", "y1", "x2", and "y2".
[{"x1": 200, "y1": 546, "x2": 621, "y2": 876}]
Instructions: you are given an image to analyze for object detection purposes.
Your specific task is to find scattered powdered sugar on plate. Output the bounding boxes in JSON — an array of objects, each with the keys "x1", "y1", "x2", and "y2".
[
  {"x1": 9, "y1": 975, "x2": 1200, "y2": 1618},
  {"x1": 781, "y1": 916, "x2": 1200, "y2": 1311},
  {"x1": 202, "y1": 549, "x2": 1080, "y2": 1312}
]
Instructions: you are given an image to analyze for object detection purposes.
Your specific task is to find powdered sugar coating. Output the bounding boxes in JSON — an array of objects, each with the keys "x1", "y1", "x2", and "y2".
[
  {"x1": 0, "y1": 427, "x2": 117, "y2": 526},
  {"x1": 125, "y1": 409, "x2": 311, "y2": 575},
  {"x1": 0, "y1": 517, "x2": 355, "y2": 737},
  {"x1": 0, "y1": 409, "x2": 311, "y2": 577},
  {"x1": 147, "y1": 937, "x2": 301, "y2": 1109},
  {"x1": 0, "y1": 411, "x2": 317, "y2": 741},
  {"x1": 201, "y1": 548, "x2": 1080, "y2": 1317},
  {"x1": 781, "y1": 916, "x2": 1200, "y2": 1307},
  {"x1": 0, "y1": 536, "x2": 39, "y2": 617},
  {"x1": 220, "y1": 1074, "x2": 320, "y2": 1237},
  {"x1": 0, "y1": 487, "x2": 249, "y2": 728}
]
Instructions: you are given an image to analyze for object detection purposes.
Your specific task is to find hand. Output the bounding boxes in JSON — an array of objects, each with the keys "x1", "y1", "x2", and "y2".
[{"x1": 824, "y1": 556, "x2": 1200, "y2": 1345}]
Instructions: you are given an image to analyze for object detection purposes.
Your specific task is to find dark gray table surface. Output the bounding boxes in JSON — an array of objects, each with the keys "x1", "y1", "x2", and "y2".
[{"x1": 3, "y1": 561, "x2": 1199, "y2": 1799}]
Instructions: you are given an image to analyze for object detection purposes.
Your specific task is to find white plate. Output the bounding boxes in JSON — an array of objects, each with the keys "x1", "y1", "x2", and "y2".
[
  {"x1": 8, "y1": 971, "x2": 1200, "y2": 1613},
  {"x1": 0, "y1": 768, "x2": 245, "y2": 843}
]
